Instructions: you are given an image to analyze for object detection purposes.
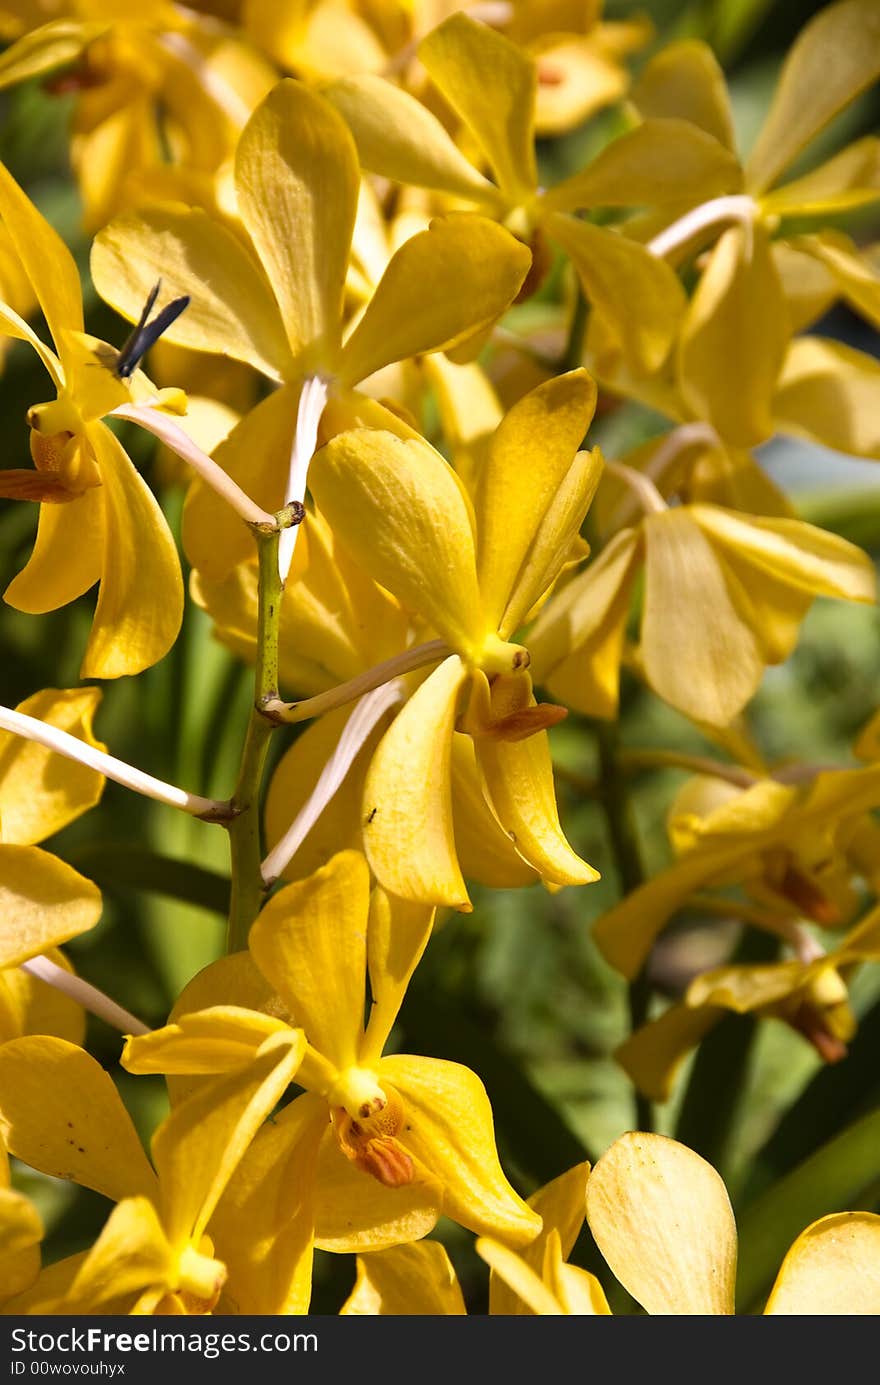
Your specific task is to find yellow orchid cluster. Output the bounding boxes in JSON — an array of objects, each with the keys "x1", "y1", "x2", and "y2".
[{"x1": 0, "y1": 0, "x2": 879, "y2": 1319}]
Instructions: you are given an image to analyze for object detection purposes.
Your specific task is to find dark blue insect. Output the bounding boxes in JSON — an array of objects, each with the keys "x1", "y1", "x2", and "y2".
[{"x1": 113, "y1": 280, "x2": 190, "y2": 378}]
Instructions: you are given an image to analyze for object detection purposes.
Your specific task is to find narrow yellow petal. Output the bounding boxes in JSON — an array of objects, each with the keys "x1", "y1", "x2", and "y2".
[
  {"x1": 677, "y1": 224, "x2": 789, "y2": 448},
  {"x1": 615, "y1": 1003, "x2": 725, "y2": 1102},
  {"x1": 0, "y1": 159, "x2": 82, "y2": 349},
  {"x1": 362, "y1": 657, "x2": 471, "y2": 909},
  {"x1": 0, "y1": 1036, "x2": 156, "y2": 1203},
  {"x1": 745, "y1": 0, "x2": 880, "y2": 193},
  {"x1": 793, "y1": 231, "x2": 880, "y2": 329},
  {"x1": 476, "y1": 370, "x2": 596, "y2": 633},
  {"x1": 123, "y1": 1007, "x2": 293, "y2": 1076},
  {"x1": 342, "y1": 1242, "x2": 467, "y2": 1315},
  {"x1": 418, "y1": 12, "x2": 537, "y2": 200},
  {"x1": 478, "y1": 1237, "x2": 563, "y2": 1315},
  {"x1": 476, "y1": 725, "x2": 599, "y2": 887},
  {"x1": 362, "y1": 889, "x2": 434, "y2": 1066},
  {"x1": 764, "y1": 1212, "x2": 880, "y2": 1314},
  {"x1": 234, "y1": 79, "x2": 359, "y2": 370},
  {"x1": 450, "y1": 735, "x2": 539, "y2": 890},
  {"x1": 381, "y1": 1053, "x2": 542, "y2": 1246},
  {"x1": 630, "y1": 40, "x2": 736, "y2": 150},
  {"x1": 80, "y1": 423, "x2": 183, "y2": 679},
  {"x1": 249, "y1": 850, "x2": 370, "y2": 1071},
  {"x1": 0, "y1": 19, "x2": 96, "y2": 90},
  {"x1": 489, "y1": 1161, "x2": 590, "y2": 1316},
  {"x1": 0, "y1": 844, "x2": 102, "y2": 970},
  {"x1": 552, "y1": 1260, "x2": 613, "y2": 1315},
  {"x1": 4, "y1": 486, "x2": 103, "y2": 615},
  {"x1": 63, "y1": 1198, "x2": 173, "y2": 1313},
  {"x1": 310, "y1": 431, "x2": 483, "y2": 655},
  {"x1": 91, "y1": 207, "x2": 293, "y2": 380},
  {"x1": 761, "y1": 139, "x2": 880, "y2": 218},
  {"x1": 774, "y1": 334, "x2": 880, "y2": 461},
  {"x1": 586, "y1": 1131, "x2": 737, "y2": 1314},
  {"x1": 338, "y1": 215, "x2": 530, "y2": 387}
]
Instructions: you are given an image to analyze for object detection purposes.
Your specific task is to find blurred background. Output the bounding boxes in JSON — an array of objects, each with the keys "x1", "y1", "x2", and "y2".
[{"x1": 1, "y1": 0, "x2": 879, "y2": 1312}]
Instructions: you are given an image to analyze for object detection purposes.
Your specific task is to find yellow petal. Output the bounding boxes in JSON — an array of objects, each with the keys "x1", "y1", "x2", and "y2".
[
  {"x1": 773, "y1": 242, "x2": 839, "y2": 333},
  {"x1": 123, "y1": 1007, "x2": 293, "y2": 1076},
  {"x1": 63, "y1": 1198, "x2": 174, "y2": 1312},
  {"x1": 678, "y1": 224, "x2": 789, "y2": 448},
  {"x1": 547, "y1": 212, "x2": 686, "y2": 372},
  {"x1": 792, "y1": 230, "x2": 880, "y2": 329},
  {"x1": 586, "y1": 1131, "x2": 737, "y2": 1314},
  {"x1": 476, "y1": 726, "x2": 599, "y2": 887},
  {"x1": 323, "y1": 74, "x2": 498, "y2": 203},
  {"x1": 3, "y1": 950, "x2": 85, "y2": 1047},
  {"x1": 745, "y1": 0, "x2": 880, "y2": 194},
  {"x1": 692, "y1": 504, "x2": 876, "y2": 603},
  {"x1": 0, "y1": 687, "x2": 104, "y2": 845},
  {"x1": 0, "y1": 1185, "x2": 42, "y2": 1303},
  {"x1": 80, "y1": 423, "x2": 183, "y2": 678},
  {"x1": 615, "y1": 1003, "x2": 726, "y2": 1102},
  {"x1": 543, "y1": 118, "x2": 741, "y2": 213},
  {"x1": 0, "y1": 295, "x2": 64, "y2": 389},
  {"x1": 381, "y1": 1053, "x2": 542, "y2": 1246},
  {"x1": 153, "y1": 1032, "x2": 305, "y2": 1249},
  {"x1": 234, "y1": 79, "x2": 359, "y2": 371},
  {"x1": 0, "y1": 19, "x2": 95, "y2": 89},
  {"x1": 489, "y1": 1161, "x2": 590, "y2": 1316},
  {"x1": 4, "y1": 486, "x2": 103, "y2": 615},
  {"x1": 339, "y1": 215, "x2": 530, "y2": 387},
  {"x1": 418, "y1": 12, "x2": 537, "y2": 201},
  {"x1": 0, "y1": 1036, "x2": 156, "y2": 1203},
  {"x1": 362, "y1": 657, "x2": 471, "y2": 909},
  {"x1": 476, "y1": 370, "x2": 596, "y2": 633},
  {"x1": 0, "y1": 844, "x2": 102, "y2": 969},
  {"x1": 310, "y1": 430, "x2": 483, "y2": 655},
  {"x1": 478, "y1": 1237, "x2": 564, "y2": 1314},
  {"x1": 764, "y1": 1212, "x2": 880, "y2": 1314},
  {"x1": 630, "y1": 39, "x2": 736, "y2": 150},
  {"x1": 501, "y1": 447, "x2": 603, "y2": 638},
  {"x1": 91, "y1": 206, "x2": 292, "y2": 380},
  {"x1": 641, "y1": 507, "x2": 765, "y2": 724},
  {"x1": 342, "y1": 1241, "x2": 467, "y2": 1315},
  {"x1": 761, "y1": 138, "x2": 880, "y2": 218},
  {"x1": 551, "y1": 1258, "x2": 612, "y2": 1316},
  {"x1": 249, "y1": 850, "x2": 370, "y2": 1071},
  {"x1": 0, "y1": 158, "x2": 82, "y2": 351},
  {"x1": 450, "y1": 735, "x2": 539, "y2": 889},
  {"x1": 362, "y1": 889, "x2": 434, "y2": 1066},
  {"x1": 688, "y1": 961, "x2": 809, "y2": 1013},
  {"x1": 772, "y1": 335, "x2": 880, "y2": 460}
]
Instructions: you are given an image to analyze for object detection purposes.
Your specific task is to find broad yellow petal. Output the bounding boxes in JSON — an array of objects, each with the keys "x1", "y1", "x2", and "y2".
[
  {"x1": 764, "y1": 1212, "x2": 880, "y2": 1315},
  {"x1": 450, "y1": 735, "x2": 538, "y2": 889},
  {"x1": 80, "y1": 423, "x2": 183, "y2": 679},
  {"x1": 0, "y1": 687, "x2": 104, "y2": 845},
  {"x1": 0, "y1": 159, "x2": 82, "y2": 350},
  {"x1": 234, "y1": 79, "x2": 359, "y2": 371},
  {"x1": 0, "y1": 1036, "x2": 156, "y2": 1203},
  {"x1": 123, "y1": 1007, "x2": 293, "y2": 1077},
  {"x1": 323, "y1": 74, "x2": 498, "y2": 203},
  {"x1": 476, "y1": 370, "x2": 596, "y2": 633},
  {"x1": 547, "y1": 212, "x2": 686, "y2": 372},
  {"x1": 543, "y1": 119, "x2": 741, "y2": 213},
  {"x1": 0, "y1": 844, "x2": 101, "y2": 969},
  {"x1": 338, "y1": 216, "x2": 530, "y2": 387},
  {"x1": 63, "y1": 1198, "x2": 173, "y2": 1313},
  {"x1": 630, "y1": 40, "x2": 735, "y2": 150},
  {"x1": 773, "y1": 335, "x2": 880, "y2": 460},
  {"x1": 4, "y1": 486, "x2": 103, "y2": 615},
  {"x1": 476, "y1": 726, "x2": 599, "y2": 887},
  {"x1": 478, "y1": 1237, "x2": 563, "y2": 1315},
  {"x1": 381, "y1": 1053, "x2": 542, "y2": 1246},
  {"x1": 489, "y1": 1161, "x2": 590, "y2": 1316},
  {"x1": 362, "y1": 657, "x2": 470, "y2": 909},
  {"x1": 310, "y1": 430, "x2": 483, "y2": 655},
  {"x1": 362, "y1": 889, "x2": 434, "y2": 1066},
  {"x1": 678, "y1": 224, "x2": 789, "y2": 448},
  {"x1": 641, "y1": 507, "x2": 765, "y2": 724},
  {"x1": 3, "y1": 950, "x2": 85, "y2": 1046},
  {"x1": 0, "y1": 1185, "x2": 41, "y2": 1303},
  {"x1": 342, "y1": 1241, "x2": 466, "y2": 1315},
  {"x1": 586, "y1": 1131, "x2": 737, "y2": 1314},
  {"x1": 91, "y1": 207, "x2": 292, "y2": 380},
  {"x1": 249, "y1": 850, "x2": 370, "y2": 1071},
  {"x1": 419, "y1": 12, "x2": 537, "y2": 201},
  {"x1": 615, "y1": 1003, "x2": 726, "y2": 1102},
  {"x1": 745, "y1": 0, "x2": 880, "y2": 194},
  {"x1": 313, "y1": 1119, "x2": 440, "y2": 1252}
]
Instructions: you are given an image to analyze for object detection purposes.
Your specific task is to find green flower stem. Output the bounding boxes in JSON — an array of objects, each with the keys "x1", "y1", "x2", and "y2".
[
  {"x1": 595, "y1": 718, "x2": 653, "y2": 1131},
  {"x1": 225, "y1": 510, "x2": 298, "y2": 953}
]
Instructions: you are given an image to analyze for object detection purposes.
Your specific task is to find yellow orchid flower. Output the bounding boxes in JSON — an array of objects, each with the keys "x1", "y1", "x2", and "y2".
[
  {"x1": 322, "y1": 11, "x2": 740, "y2": 368},
  {"x1": 590, "y1": 763, "x2": 880, "y2": 982},
  {"x1": 0, "y1": 1131, "x2": 42, "y2": 1308},
  {"x1": 528, "y1": 499, "x2": 875, "y2": 726},
  {"x1": 91, "y1": 77, "x2": 531, "y2": 581},
  {"x1": 0, "y1": 1, "x2": 276, "y2": 228},
  {"x1": 308, "y1": 371, "x2": 602, "y2": 906},
  {"x1": 618, "y1": 903, "x2": 880, "y2": 1102},
  {"x1": 0, "y1": 687, "x2": 107, "y2": 1045},
  {"x1": 585, "y1": 1131, "x2": 880, "y2": 1314},
  {"x1": 0, "y1": 164, "x2": 185, "y2": 677},
  {"x1": 0, "y1": 1028, "x2": 304, "y2": 1314},
  {"x1": 341, "y1": 1162, "x2": 609, "y2": 1316},
  {"x1": 122, "y1": 851, "x2": 542, "y2": 1313}
]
